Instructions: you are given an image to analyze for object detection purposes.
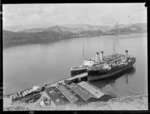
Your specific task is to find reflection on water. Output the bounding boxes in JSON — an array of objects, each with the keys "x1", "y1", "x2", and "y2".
[
  {"x1": 123, "y1": 67, "x2": 136, "y2": 84},
  {"x1": 90, "y1": 67, "x2": 136, "y2": 88},
  {"x1": 90, "y1": 67, "x2": 136, "y2": 96}
]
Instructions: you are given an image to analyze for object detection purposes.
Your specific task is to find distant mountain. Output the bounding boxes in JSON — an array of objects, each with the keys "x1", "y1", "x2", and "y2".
[
  {"x1": 3, "y1": 23, "x2": 58, "y2": 32},
  {"x1": 3, "y1": 23, "x2": 147, "y2": 48},
  {"x1": 104, "y1": 23, "x2": 147, "y2": 35}
]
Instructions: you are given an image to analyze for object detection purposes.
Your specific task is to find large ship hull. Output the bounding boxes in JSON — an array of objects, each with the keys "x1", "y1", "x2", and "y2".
[{"x1": 88, "y1": 58, "x2": 136, "y2": 81}]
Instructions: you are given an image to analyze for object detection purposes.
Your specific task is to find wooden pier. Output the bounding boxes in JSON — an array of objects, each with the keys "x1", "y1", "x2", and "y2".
[{"x1": 46, "y1": 72, "x2": 88, "y2": 86}]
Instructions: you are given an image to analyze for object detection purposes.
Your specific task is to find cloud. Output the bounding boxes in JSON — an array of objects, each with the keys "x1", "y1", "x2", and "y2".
[
  {"x1": 3, "y1": 3, "x2": 147, "y2": 28},
  {"x1": 43, "y1": 6, "x2": 55, "y2": 13}
]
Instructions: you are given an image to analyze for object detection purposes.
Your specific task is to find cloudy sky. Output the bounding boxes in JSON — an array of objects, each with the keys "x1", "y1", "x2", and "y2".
[{"x1": 3, "y1": 3, "x2": 147, "y2": 30}]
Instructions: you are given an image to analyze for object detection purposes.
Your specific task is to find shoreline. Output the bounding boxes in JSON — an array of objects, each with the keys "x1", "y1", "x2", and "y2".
[
  {"x1": 3, "y1": 32, "x2": 146, "y2": 49},
  {"x1": 3, "y1": 92, "x2": 148, "y2": 110}
]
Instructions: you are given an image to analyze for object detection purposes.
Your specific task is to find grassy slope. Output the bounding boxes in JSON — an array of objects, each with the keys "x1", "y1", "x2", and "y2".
[{"x1": 3, "y1": 93, "x2": 148, "y2": 111}]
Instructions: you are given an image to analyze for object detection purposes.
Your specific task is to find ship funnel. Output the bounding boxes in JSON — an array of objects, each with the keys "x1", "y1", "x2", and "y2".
[
  {"x1": 100, "y1": 51, "x2": 103, "y2": 60},
  {"x1": 96, "y1": 52, "x2": 99, "y2": 55},
  {"x1": 95, "y1": 52, "x2": 100, "y2": 62},
  {"x1": 125, "y1": 50, "x2": 128, "y2": 60}
]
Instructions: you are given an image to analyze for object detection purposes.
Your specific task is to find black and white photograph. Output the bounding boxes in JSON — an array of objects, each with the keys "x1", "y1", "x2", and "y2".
[{"x1": 2, "y1": 3, "x2": 148, "y2": 110}]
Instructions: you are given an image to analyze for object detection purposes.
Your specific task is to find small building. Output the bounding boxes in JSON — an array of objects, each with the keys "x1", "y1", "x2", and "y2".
[
  {"x1": 51, "y1": 86, "x2": 70, "y2": 104},
  {"x1": 56, "y1": 84, "x2": 79, "y2": 104},
  {"x1": 63, "y1": 84, "x2": 85, "y2": 102},
  {"x1": 68, "y1": 83, "x2": 95, "y2": 101},
  {"x1": 45, "y1": 86, "x2": 67, "y2": 106},
  {"x1": 78, "y1": 81, "x2": 104, "y2": 98}
]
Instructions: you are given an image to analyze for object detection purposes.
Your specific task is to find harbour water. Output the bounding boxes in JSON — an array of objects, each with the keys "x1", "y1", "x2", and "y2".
[{"x1": 3, "y1": 33, "x2": 147, "y2": 96}]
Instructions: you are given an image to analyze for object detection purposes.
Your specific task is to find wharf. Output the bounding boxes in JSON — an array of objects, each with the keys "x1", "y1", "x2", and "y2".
[
  {"x1": 43, "y1": 72, "x2": 105, "y2": 106},
  {"x1": 5, "y1": 73, "x2": 110, "y2": 107},
  {"x1": 46, "y1": 72, "x2": 88, "y2": 87},
  {"x1": 45, "y1": 81, "x2": 105, "y2": 106}
]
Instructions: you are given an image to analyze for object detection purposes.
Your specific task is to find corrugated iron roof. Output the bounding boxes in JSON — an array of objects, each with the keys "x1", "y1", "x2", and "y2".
[
  {"x1": 68, "y1": 83, "x2": 93, "y2": 101},
  {"x1": 56, "y1": 85, "x2": 78, "y2": 103},
  {"x1": 45, "y1": 87, "x2": 67, "y2": 106},
  {"x1": 78, "y1": 81, "x2": 104, "y2": 98}
]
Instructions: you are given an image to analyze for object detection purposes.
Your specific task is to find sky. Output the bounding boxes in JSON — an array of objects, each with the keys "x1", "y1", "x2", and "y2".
[{"x1": 3, "y1": 3, "x2": 147, "y2": 30}]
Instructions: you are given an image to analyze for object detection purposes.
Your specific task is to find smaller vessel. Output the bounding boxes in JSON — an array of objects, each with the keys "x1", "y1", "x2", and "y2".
[{"x1": 71, "y1": 51, "x2": 103, "y2": 76}]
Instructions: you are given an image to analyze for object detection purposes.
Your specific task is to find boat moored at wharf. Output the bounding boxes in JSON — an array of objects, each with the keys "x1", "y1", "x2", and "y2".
[
  {"x1": 71, "y1": 51, "x2": 104, "y2": 76},
  {"x1": 71, "y1": 50, "x2": 136, "y2": 81},
  {"x1": 88, "y1": 50, "x2": 136, "y2": 81}
]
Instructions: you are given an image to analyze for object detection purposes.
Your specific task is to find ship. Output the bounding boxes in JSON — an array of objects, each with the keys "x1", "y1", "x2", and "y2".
[
  {"x1": 71, "y1": 51, "x2": 103, "y2": 76},
  {"x1": 87, "y1": 50, "x2": 136, "y2": 81}
]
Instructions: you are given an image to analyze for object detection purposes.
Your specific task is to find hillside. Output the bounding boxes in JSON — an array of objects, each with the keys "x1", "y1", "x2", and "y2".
[
  {"x1": 3, "y1": 23, "x2": 147, "y2": 48},
  {"x1": 4, "y1": 92, "x2": 148, "y2": 110}
]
